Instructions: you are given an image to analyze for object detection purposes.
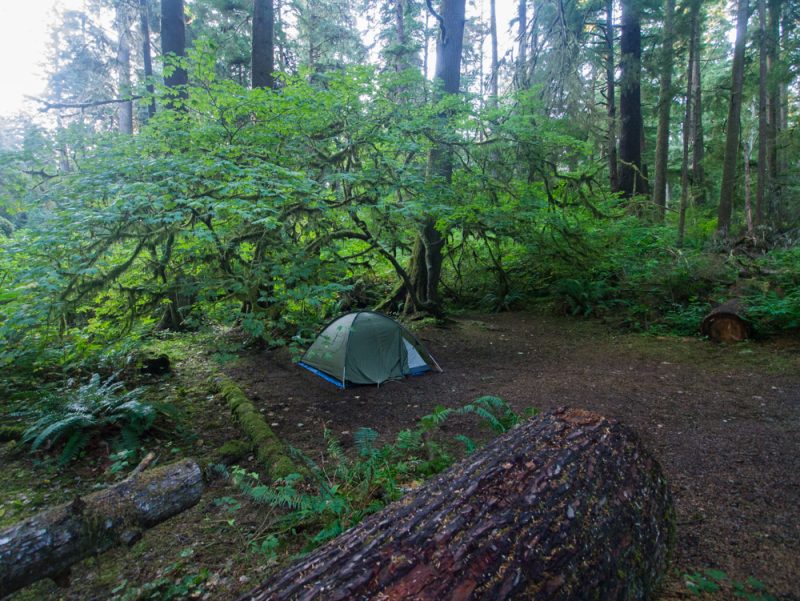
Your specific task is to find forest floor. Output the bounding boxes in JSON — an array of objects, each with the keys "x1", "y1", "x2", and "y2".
[{"x1": 3, "y1": 311, "x2": 799, "y2": 600}]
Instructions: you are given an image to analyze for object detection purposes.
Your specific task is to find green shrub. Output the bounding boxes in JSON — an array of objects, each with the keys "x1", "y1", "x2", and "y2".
[{"x1": 23, "y1": 373, "x2": 176, "y2": 465}]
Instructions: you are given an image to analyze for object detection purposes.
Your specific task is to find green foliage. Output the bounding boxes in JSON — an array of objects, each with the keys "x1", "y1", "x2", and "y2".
[
  {"x1": 22, "y1": 373, "x2": 175, "y2": 465},
  {"x1": 683, "y1": 569, "x2": 777, "y2": 600},
  {"x1": 0, "y1": 32, "x2": 797, "y2": 397},
  {"x1": 554, "y1": 278, "x2": 612, "y2": 317},
  {"x1": 233, "y1": 396, "x2": 534, "y2": 551},
  {"x1": 742, "y1": 247, "x2": 800, "y2": 333},
  {"x1": 458, "y1": 395, "x2": 538, "y2": 433},
  {"x1": 111, "y1": 558, "x2": 210, "y2": 601}
]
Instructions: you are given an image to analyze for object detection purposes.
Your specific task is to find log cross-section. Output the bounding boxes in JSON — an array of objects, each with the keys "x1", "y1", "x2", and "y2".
[
  {"x1": 242, "y1": 408, "x2": 674, "y2": 601},
  {"x1": 0, "y1": 459, "x2": 204, "y2": 598},
  {"x1": 701, "y1": 299, "x2": 752, "y2": 342}
]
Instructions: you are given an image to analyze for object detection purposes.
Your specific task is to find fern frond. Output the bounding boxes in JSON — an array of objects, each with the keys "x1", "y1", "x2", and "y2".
[
  {"x1": 58, "y1": 429, "x2": 91, "y2": 465},
  {"x1": 354, "y1": 427, "x2": 378, "y2": 457},
  {"x1": 28, "y1": 414, "x2": 95, "y2": 450},
  {"x1": 454, "y1": 434, "x2": 476, "y2": 454}
]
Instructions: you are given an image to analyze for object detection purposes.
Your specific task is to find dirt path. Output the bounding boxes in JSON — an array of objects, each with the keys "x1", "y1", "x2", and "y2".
[{"x1": 228, "y1": 311, "x2": 800, "y2": 599}]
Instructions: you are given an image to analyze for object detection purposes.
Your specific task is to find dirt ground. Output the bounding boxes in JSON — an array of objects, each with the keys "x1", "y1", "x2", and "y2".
[{"x1": 227, "y1": 311, "x2": 800, "y2": 600}]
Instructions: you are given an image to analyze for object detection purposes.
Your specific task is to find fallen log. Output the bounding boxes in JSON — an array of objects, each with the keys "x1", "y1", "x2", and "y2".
[
  {"x1": 0, "y1": 458, "x2": 203, "y2": 598},
  {"x1": 213, "y1": 375, "x2": 298, "y2": 479},
  {"x1": 242, "y1": 408, "x2": 674, "y2": 601},
  {"x1": 701, "y1": 299, "x2": 751, "y2": 342}
]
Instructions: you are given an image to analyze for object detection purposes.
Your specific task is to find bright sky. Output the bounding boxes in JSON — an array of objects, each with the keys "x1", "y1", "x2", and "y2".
[
  {"x1": 0, "y1": 1, "x2": 88, "y2": 117},
  {"x1": 0, "y1": 0, "x2": 518, "y2": 119}
]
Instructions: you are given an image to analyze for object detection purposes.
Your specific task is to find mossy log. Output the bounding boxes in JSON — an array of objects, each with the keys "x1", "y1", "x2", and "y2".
[
  {"x1": 242, "y1": 408, "x2": 673, "y2": 601},
  {"x1": 701, "y1": 299, "x2": 751, "y2": 342},
  {"x1": 0, "y1": 459, "x2": 203, "y2": 598},
  {"x1": 213, "y1": 375, "x2": 297, "y2": 478}
]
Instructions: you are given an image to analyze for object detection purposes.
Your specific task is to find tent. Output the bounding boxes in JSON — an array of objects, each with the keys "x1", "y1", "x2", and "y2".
[{"x1": 298, "y1": 311, "x2": 442, "y2": 388}]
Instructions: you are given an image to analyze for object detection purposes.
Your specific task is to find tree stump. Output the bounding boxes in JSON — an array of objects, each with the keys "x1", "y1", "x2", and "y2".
[
  {"x1": 0, "y1": 458, "x2": 203, "y2": 597},
  {"x1": 242, "y1": 408, "x2": 674, "y2": 601},
  {"x1": 701, "y1": 300, "x2": 751, "y2": 342}
]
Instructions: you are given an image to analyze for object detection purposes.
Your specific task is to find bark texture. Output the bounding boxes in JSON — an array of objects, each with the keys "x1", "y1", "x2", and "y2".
[
  {"x1": 689, "y1": 8, "x2": 705, "y2": 205},
  {"x1": 252, "y1": 0, "x2": 275, "y2": 89},
  {"x1": 605, "y1": 0, "x2": 618, "y2": 192},
  {"x1": 489, "y1": 0, "x2": 498, "y2": 102},
  {"x1": 242, "y1": 408, "x2": 674, "y2": 601},
  {"x1": 618, "y1": 0, "x2": 647, "y2": 199},
  {"x1": 717, "y1": 0, "x2": 749, "y2": 237},
  {"x1": 516, "y1": 0, "x2": 527, "y2": 89},
  {"x1": 115, "y1": 2, "x2": 133, "y2": 134},
  {"x1": 652, "y1": 0, "x2": 675, "y2": 219},
  {"x1": 0, "y1": 459, "x2": 203, "y2": 598},
  {"x1": 756, "y1": 0, "x2": 768, "y2": 224},
  {"x1": 678, "y1": 0, "x2": 698, "y2": 247},
  {"x1": 402, "y1": 0, "x2": 466, "y2": 315},
  {"x1": 161, "y1": 0, "x2": 188, "y2": 95},
  {"x1": 139, "y1": 0, "x2": 156, "y2": 118}
]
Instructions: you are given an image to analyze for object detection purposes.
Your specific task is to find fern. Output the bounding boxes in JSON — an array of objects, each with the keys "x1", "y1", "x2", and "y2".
[
  {"x1": 419, "y1": 405, "x2": 453, "y2": 432},
  {"x1": 22, "y1": 373, "x2": 174, "y2": 465},
  {"x1": 354, "y1": 427, "x2": 379, "y2": 457},
  {"x1": 232, "y1": 396, "x2": 537, "y2": 554},
  {"x1": 454, "y1": 434, "x2": 476, "y2": 454},
  {"x1": 458, "y1": 395, "x2": 529, "y2": 434}
]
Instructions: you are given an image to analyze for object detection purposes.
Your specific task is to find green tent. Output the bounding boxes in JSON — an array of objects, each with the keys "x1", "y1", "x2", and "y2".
[{"x1": 299, "y1": 311, "x2": 442, "y2": 388}]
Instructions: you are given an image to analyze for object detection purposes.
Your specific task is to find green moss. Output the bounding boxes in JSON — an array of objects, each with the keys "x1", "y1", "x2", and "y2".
[
  {"x1": 213, "y1": 439, "x2": 252, "y2": 464},
  {"x1": 214, "y1": 375, "x2": 297, "y2": 479},
  {"x1": 271, "y1": 456, "x2": 298, "y2": 479},
  {"x1": 0, "y1": 425, "x2": 24, "y2": 442}
]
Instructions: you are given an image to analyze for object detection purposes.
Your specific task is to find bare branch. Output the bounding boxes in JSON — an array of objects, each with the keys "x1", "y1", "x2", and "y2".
[
  {"x1": 425, "y1": 0, "x2": 445, "y2": 40},
  {"x1": 26, "y1": 95, "x2": 143, "y2": 112}
]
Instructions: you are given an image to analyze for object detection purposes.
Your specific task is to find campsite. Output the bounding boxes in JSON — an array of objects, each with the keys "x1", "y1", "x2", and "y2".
[
  {"x1": 1, "y1": 0, "x2": 799, "y2": 599},
  {"x1": 2, "y1": 313, "x2": 799, "y2": 599}
]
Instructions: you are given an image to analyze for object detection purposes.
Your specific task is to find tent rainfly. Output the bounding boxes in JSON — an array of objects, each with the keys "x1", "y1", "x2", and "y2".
[{"x1": 299, "y1": 311, "x2": 442, "y2": 388}]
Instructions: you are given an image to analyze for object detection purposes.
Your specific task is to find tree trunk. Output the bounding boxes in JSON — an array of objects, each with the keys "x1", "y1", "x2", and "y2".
[
  {"x1": 765, "y1": 0, "x2": 781, "y2": 221},
  {"x1": 242, "y1": 408, "x2": 673, "y2": 601},
  {"x1": 678, "y1": 0, "x2": 697, "y2": 247},
  {"x1": 401, "y1": 0, "x2": 466, "y2": 315},
  {"x1": 652, "y1": 0, "x2": 675, "y2": 220},
  {"x1": 161, "y1": 0, "x2": 188, "y2": 102},
  {"x1": 516, "y1": 0, "x2": 527, "y2": 89},
  {"x1": 0, "y1": 459, "x2": 203, "y2": 597},
  {"x1": 489, "y1": 0, "x2": 499, "y2": 103},
  {"x1": 605, "y1": 0, "x2": 618, "y2": 192},
  {"x1": 743, "y1": 121, "x2": 755, "y2": 237},
  {"x1": 115, "y1": 2, "x2": 133, "y2": 134},
  {"x1": 689, "y1": 4, "x2": 705, "y2": 204},
  {"x1": 139, "y1": 0, "x2": 156, "y2": 119},
  {"x1": 393, "y1": 0, "x2": 408, "y2": 72},
  {"x1": 618, "y1": 0, "x2": 647, "y2": 199},
  {"x1": 252, "y1": 0, "x2": 275, "y2": 89},
  {"x1": 716, "y1": 0, "x2": 748, "y2": 238},
  {"x1": 275, "y1": 0, "x2": 288, "y2": 72},
  {"x1": 423, "y1": 9, "x2": 430, "y2": 86},
  {"x1": 756, "y1": 0, "x2": 768, "y2": 225}
]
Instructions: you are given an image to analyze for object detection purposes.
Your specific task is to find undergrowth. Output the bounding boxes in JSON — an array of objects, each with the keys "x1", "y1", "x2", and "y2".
[
  {"x1": 21, "y1": 373, "x2": 177, "y2": 465},
  {"x1": 231, "y1": 396, "x2": 535, "y2": 553},
  {"x1": 683, "y1": 568, "x2": 777, "y2": 600}
]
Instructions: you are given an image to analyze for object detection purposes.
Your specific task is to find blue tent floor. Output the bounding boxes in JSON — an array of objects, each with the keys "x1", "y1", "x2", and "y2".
[{"x1": 298, "y1": 362, "x2": 433, "y2": 389}]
